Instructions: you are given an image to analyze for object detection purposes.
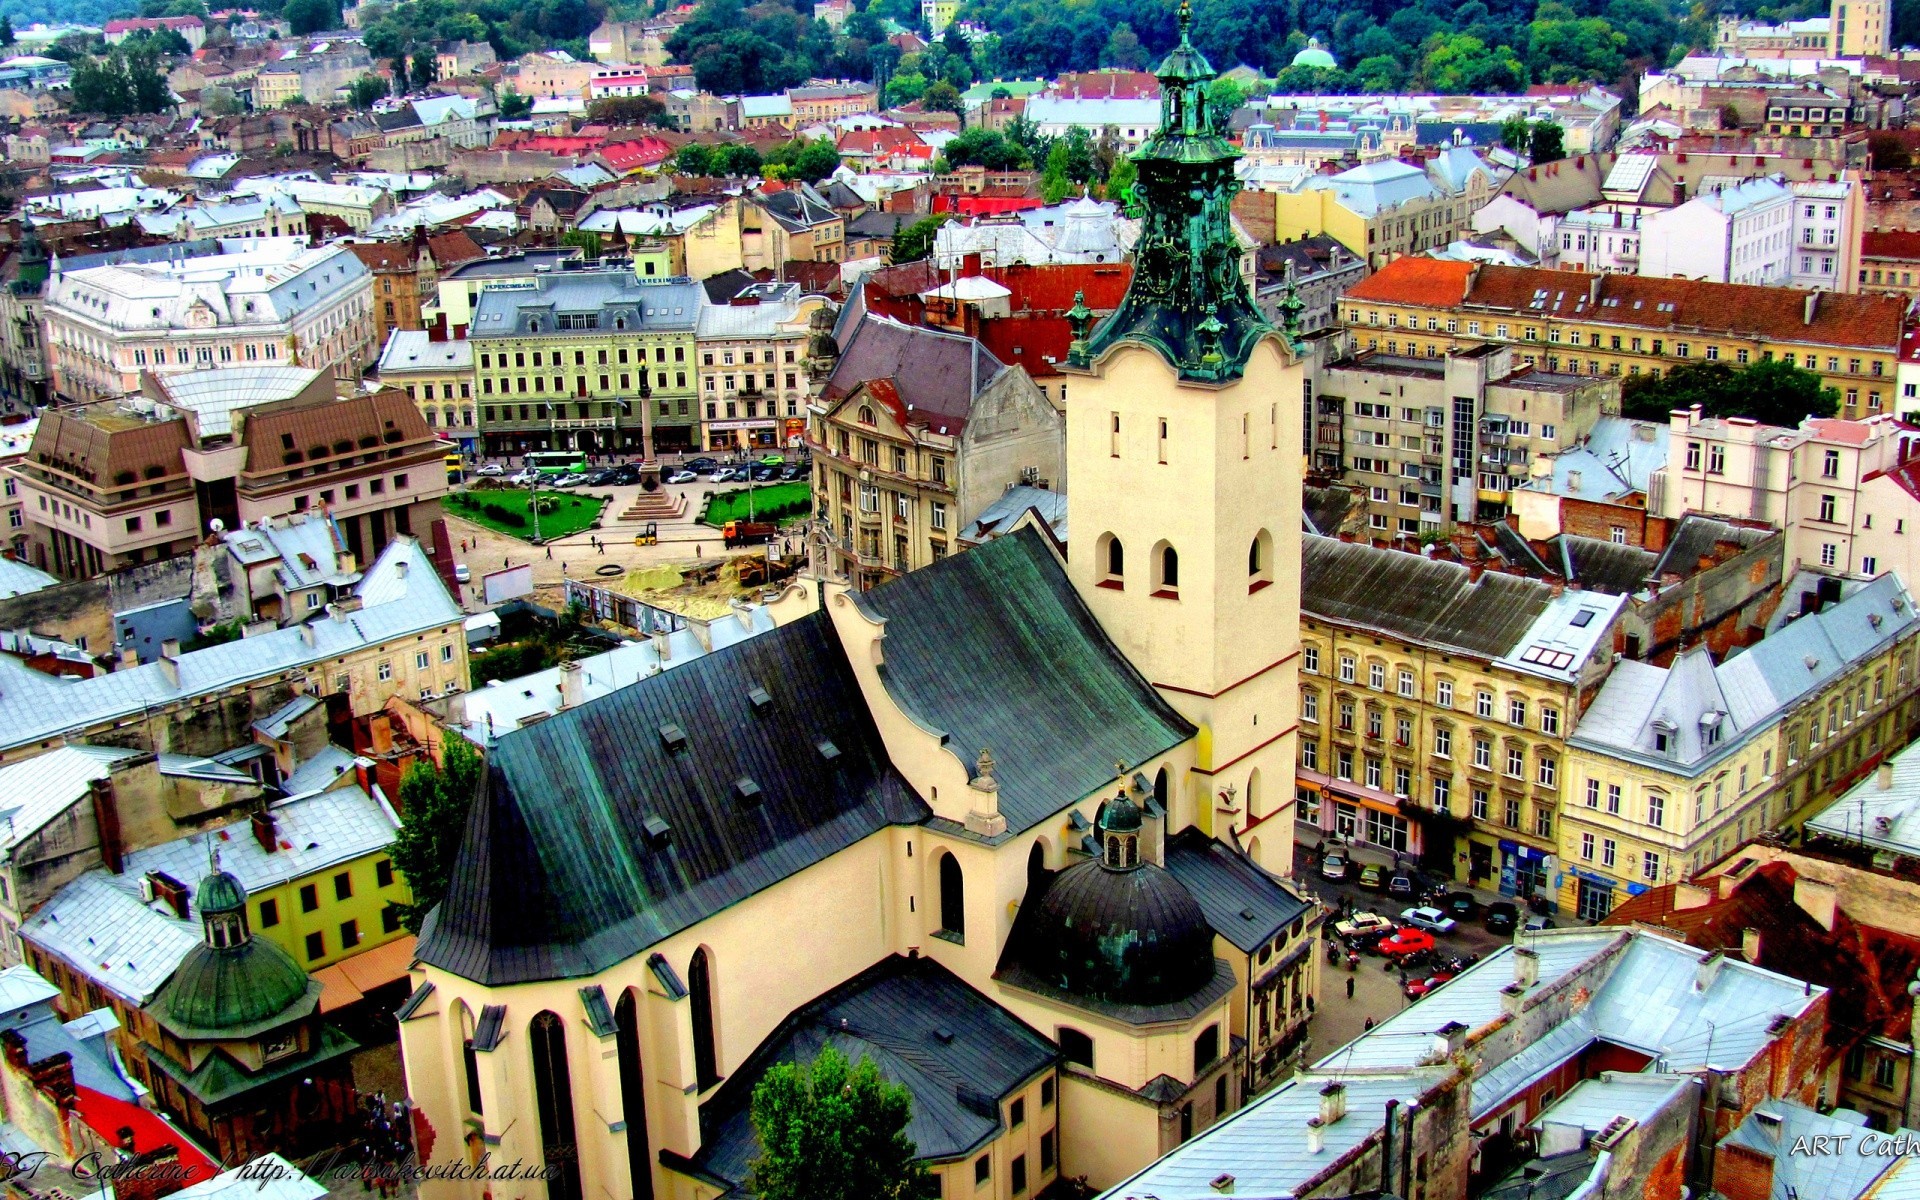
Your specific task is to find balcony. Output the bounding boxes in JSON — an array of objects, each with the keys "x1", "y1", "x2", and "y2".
[
  {"x1": 1480, "y1": 430, "x2": 1509, "y2": 446},
  {"x1": 551, "y1": 416, "x2": 619, "y2": 430}
]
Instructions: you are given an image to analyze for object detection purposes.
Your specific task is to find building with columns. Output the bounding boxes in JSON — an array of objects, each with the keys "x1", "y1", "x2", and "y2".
[{"x1": 396, "y1": 19, "x2": 1316, "y2": 1200}]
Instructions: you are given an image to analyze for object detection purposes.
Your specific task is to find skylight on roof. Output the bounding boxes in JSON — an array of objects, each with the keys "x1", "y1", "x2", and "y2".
[{"x1": 1570, "y1": 610, "x2": 1596, "y2": 627}]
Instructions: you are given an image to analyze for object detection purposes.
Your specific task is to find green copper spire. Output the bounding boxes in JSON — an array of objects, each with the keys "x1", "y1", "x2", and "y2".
[{"x1": 1069, "y1": 0, "x2": 1271, "y2": 382}]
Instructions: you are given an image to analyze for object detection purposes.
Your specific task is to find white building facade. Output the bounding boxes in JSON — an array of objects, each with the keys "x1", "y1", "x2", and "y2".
[{"x1": 1639, "y1": 177, "x2": 1793, "y2": 285}]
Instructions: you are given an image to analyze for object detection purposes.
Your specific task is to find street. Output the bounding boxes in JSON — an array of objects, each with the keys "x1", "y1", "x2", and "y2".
[{"x1": 1290, "y1": 842, "x2": 1518, "y2": 1065}]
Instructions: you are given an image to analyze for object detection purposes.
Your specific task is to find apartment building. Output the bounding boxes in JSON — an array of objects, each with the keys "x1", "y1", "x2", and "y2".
[
  {"x1": 377, "y1": 329, "x2": 475, "y2": 452},
  {"x1": 695, "y1": 282, "x2": 826, "y2": 451},
  {"x1": 1296, "y1": 537, "x2": 1626, "y2": 901},
  {"x1": 1561, "y1": 572, "x2": 1920, "y2": 920},
  {"x1": 1661, "y1": 407, "x2": 1916, "y2": 575},
  {"x1": 742, "y1": 184, "x2": 844, "y2": 268},
  {"x1": 43, "y1": 237, "x2": 376, "y2": 404},
  {"x1": 346, "y1": 228, "x2": 485, "y2": 341},
  {"x1": 1860, "y1": 231, "x2": 1920, "y2": 297},
  {"x1": 469, "y1": 271, "x2": 702, "y2": 455},
  {"x1": 1638, "y1": 177, "x2": 1792, "y2": 286},
  {"x1": 11, "y1": 367, "x2": 447, "y2": 579},
  {"x1": 1340, "y1": 259, "x2": 1904, "y2": 416},
  {"x1": 1312, "y1": 344, "x2": 1619, "y2": 533},
  {"x1": 230, "y1": 178, "x2": 394, "y2": 234},
  {"x1": 1765, "y1": 90, "x2": 1850, "y2": 136},
  {"x1": 1787, "y1": 176, "x2": 1863, "y2": 292},
  {"x1": 789, "y1": 83, "x2": 877, "y2": 124},
  {"x1": 425, "y1": 247, "x2": 584, "y2": 337},
  {"x1": 809, "y1": 311, "x2": 1061, "y2": 586},
  {"x1": 1271, "y1": 147, "x2": 1500, "y2": 270},
  {"x1": 252, "y1": 47, "x2": 373, "y2": 108}
]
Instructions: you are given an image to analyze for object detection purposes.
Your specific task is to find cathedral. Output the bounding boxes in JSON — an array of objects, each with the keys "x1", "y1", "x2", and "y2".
[{"x1": 396, "y1": 13, "x2": 1314, "y2": 1199}]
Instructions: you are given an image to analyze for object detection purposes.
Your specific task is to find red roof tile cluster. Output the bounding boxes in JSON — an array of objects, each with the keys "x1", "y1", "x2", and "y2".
[
  {"x1": 72, "y1": 1086, "x2": 218, "y2": 1185},
  {"x1": 1050, "y1": 70, "x2": 1161, "y2": 99},
  {"x1": 1866, "y1": 456, "x2": 1920, "y2": 501},
  {"x1": 598, "y1": 137, "x2": 674, "y2": 171},
  {"x1": 491, "y1": 132, "x2": 605, "y2": 156},
  {"x1": 1349, "y1": 258, "x2": 1904, "y2": 350},
  {"x1": 836, "y1": 126, "x2": 933, "y2": 159},
  {"x1": 105, "y1": 14, "x2": 204, "y2": 31},
  {"x1": 1862, "y1": 230, "x2": 1920, "y2": 260}
]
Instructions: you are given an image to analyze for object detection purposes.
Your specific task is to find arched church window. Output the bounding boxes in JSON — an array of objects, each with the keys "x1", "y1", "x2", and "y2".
[
  {"x1": 529, "y1": 1012, "x2": 583, "y2": 1200},
  {"x1": 939, "y1": 852, "x2": 966, "y2": 940},
  {"x1": 689, "y1": 949, "x2": 720, "y2": 1091}
]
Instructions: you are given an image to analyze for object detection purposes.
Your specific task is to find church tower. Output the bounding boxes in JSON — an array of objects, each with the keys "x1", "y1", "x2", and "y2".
[{"x1": 1064, "y1": 3, "x2": 1304, "y2": 873}]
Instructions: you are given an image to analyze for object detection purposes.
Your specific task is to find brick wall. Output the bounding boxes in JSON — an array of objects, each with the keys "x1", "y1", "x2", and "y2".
[{"x1": 1713, "y1": 1140, "x2": 1776, "y2": 1200}]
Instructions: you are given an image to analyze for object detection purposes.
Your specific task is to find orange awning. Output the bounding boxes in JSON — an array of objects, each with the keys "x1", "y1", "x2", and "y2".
[{"x1": 315, "y1": 934, "x2": 418, "y2": 1013}]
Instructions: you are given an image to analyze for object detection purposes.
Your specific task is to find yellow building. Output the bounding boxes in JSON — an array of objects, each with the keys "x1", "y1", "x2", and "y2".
[
  {"x1": 395, "y1": 23, "x2": 1321, "y2": 1200},
  {"x1": 376, "y1": 328, "x2": 476, "y2": 452},
  {"x1": 1342, "y1": 258, "x2": 1905, "y2": 416},
  {"x1": 1271, "y1": 151, "x2": 1497, "y2": 270},
  {"x1": 1559, "y1": 573, "x2": 1920, "y2": 921},
  {"x1": 1298, "y1": 542, "x2": 1624, "y2": 898},
  {"x1": 470, "y1": 271, "x2": 703, "y2": 456}
]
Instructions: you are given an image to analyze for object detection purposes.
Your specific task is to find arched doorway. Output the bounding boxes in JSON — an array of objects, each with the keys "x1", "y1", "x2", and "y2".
[
  {"x1": 939, "y1": 853, "x2": 966, "y2": 940},
  {"x1": 615, "y1": 990, "x2": 653, "y2": 1200},
  {"x1": 529, "y1": 1012, "x2": 582, "y2": 1200}
]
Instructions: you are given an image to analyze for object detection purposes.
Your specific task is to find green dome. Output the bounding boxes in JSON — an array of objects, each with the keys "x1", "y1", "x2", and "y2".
[
  {"x1": 1292, "y1": 37, "x2": 1338, "y2": 70},
  {"x1": 161, "y1": 936, "x2": 314, "y2": 1038},
  {"x1": 198, "y1": 870, "x2": 247, "y2": 915}
]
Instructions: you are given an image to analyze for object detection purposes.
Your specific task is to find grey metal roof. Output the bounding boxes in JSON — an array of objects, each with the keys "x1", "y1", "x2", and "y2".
[
  {"x1": 0, "y1": 744, "x2": 141, "y2": 852},
  {"x1": 1530, "y1": 1071, "x2": 1692, "y2": 1133},
  {"x1": 253, "y1": 693, "x2": 321, "y2": 741},
  {"x1": 852, "y1": 528, "x2": 1195, "y2": 837},
  {"x1": 1302, "y1": 535, "x2": 1554, "y2": 659},
  {"x1": 0, "y1": 537, "x2": 460, "y2": 756},
  {"x1": 1808, "y1": 736, "x2": 1920, "y2": 856},
  {"x1": 1163, "y1": 829, "x2": 1311, "y2": 954},
  {"x1": 1555, "y1": 536, "x2": 1657, "y2": 595},
  {"x1": 468, "y1": 272, "x2": 701, "y2": 339},
  {"x1": 0, "y1": 556, "x2": 57, "y2": 600},
  {"x1": 1649, "y1": 514, "x2": 1774, "y2": 581},
  {"x1": 1721, "y1": 1099, "x2": 1905, "y2": 1200},
  {"x1": 415, "y1": 609, "x2": 928, "y2": 986},
  {"x1": 956, "y1": 485, "x2": 1067, "y2": 545},
  {"x1": 693, "y1": 955, "x2": 1056, "y2": 1187}
]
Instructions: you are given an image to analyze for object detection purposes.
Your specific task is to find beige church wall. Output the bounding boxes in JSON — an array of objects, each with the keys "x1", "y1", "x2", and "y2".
[{"x1": 1056, "y1": 1070, "x2": 1165, "y2": 1191}]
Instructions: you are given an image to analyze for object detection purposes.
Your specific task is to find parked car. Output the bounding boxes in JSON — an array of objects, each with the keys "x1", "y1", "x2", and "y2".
[
  {"x1": 554, "y1": 472, "x2": 589, "y2": 488},
  {"x1": 475, "y1": 463, "x2": 506, "y2": 476},
  {"x1": 1403, "y1": 971, "x2": 1456, "y2": 1000},
  {"x1": 780, "y1": 464, "x2": 805, "y2": 480},
  {"x1": 759, "y1": 454, "x2": 786, "y2": 466},
  {"x1": 706, "y1": 468, "x2": 737, "y2": 483},
  {"x1": 1444, "y1": 892, "x2": 1479, "y2": 922},
  {"x1": 750, "y1": 465, "x2": 780, "y2": 481},
  {"x1": 686, "y1": 457, "x2": 719, "y2": 472},
  {"x1": 1524, "y1": 914, "x2": 1557, "y2": 933},
  {"x1": 453, "y1": 564, "x2": 471, "y2": 583},
  {"x1": 1398, "y1": 906, "x2": 1459, "y2": 935},
  {"x1": 666, "y1": 470, "x2": 697, "y2": 484},
  {"x1": 1376, "y1": 928, "x2": 1437, "y2": 959},
  {"x1": 1357, "y1": 864, "x2": 1386, "y2": 891},
  {"x1": 1484, "y1": 901, "x2": 1519, "y2": 935},
  {"x1": 1319, "y1": 850, "x2": 1348, "y2": 881},
  {"x1": 1333, "y1": 912, "x2": 1394, "y2": 943},
  {"x1": 508, "y1": 469, "x2": 538, "y2": 485},
  {"x1": 1387, "y1": 868, "x2": 1417, "y2": 897}
]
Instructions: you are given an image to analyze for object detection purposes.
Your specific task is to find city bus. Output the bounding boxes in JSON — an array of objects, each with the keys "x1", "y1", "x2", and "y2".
[{"x1": 525, "y1": 450, "x2": 588, "y2": 477}]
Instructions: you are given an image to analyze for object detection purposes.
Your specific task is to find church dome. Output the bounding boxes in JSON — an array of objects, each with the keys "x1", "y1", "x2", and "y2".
[
  {"x1": 158, "y1": 868, "x2": 314, "y2": 1039},
  {"x1": 1292, "y1": 37, "x2": 1338, "y2": 70},
  {"x1": 1014, "y1": 798, "x2": 1214, "y2": 1008}
]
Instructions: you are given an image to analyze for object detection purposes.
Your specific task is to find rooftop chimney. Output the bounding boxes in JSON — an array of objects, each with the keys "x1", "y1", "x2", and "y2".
[
  {"x1": 559, "y1": 659, "x2": 584, "y2": 709},
  {"x1": 395, "y1": 559, "x2": 408, "y2": 579},
  {"x1": 1318, "y1": 1081, "x2": 1347, "y2": 1125},
  {"x1": 1500, "y1": 981, "x2": 1528, "y2": 1016},
  {"x1": 1514, "y1": 947, "x2": 1540, "y2": 989},
  {"x1": 1742, "y1": 927, "x2": 1763, "y2": 964},
  {"x1": 252, "y1": 808, "x2": 277, "y2": 853},
  {"x1": 1306, "y1": 1116, "x2": 1325, "y2": 1154},
  {"x1": 651, "y1": 627, "x2": 671, "y2": 662},
  {"x1": 1878, "y1": 761, "x2": 1896, "y2": 789},
  {"x1": 118, "y1": 647, "x2": 138, "y2": 669},
  {"x1": 160, "y1": 638, "x2": 180, "y2": 660},
  {"x1": 1696, "y1": 949, "x2": 1726, "y2": 992},
  {"x1": 1804, "y1": 291, "x2": 1820, "y2": 324},
  {"x1": 89, "y1": 778, "x2": 123, "y2": 875},
  {"x1": 1793, "y1": 875, "x2": 1838, "y2": 930},
  {"x1": 1430, "y1": 1020, "x2": 1469, "y2": 1061},
  {"x1": 1674, "y1": 881, "x2": 1713, "y2": 910}
]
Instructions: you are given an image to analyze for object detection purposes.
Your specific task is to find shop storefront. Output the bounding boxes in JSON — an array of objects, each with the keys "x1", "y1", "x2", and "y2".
[
  {"x1": 1292, "y1": 773, "x2": 1417, "y2": 861},
  {"x1": 704, "y1": 417, "x2": 781, "y2": 451},
  {"x1": 1570, "y1": 869, "x2": 1614, "y2": 922},
  {"x1": 1498, "y1": 839, "x2": 1559, "y2": 911}
]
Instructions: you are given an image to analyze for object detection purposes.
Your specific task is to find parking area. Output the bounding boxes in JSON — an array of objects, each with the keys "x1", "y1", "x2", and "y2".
[{"x1": 1292, "y1": 841, "x2": 1523, "y2": 1063}]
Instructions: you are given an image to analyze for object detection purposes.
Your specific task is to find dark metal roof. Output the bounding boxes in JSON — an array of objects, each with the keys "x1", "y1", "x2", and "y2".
[
  {"x1": 1303, "y1": 485, "x2": 1355, "y2": 537},
  {"x1": 692, "y1": 955, "x2": 1057, "y2": 1189},
  {"x1": 1651, "y1": 513, "x2": 1774, "y2": 581},
  {"x1": 415, "y1": 611, "x2": 929, "y2": 986},
  {"x1": 471, "y1": 1004, "x2": 506, "y2": 1050},
  {"x1": 1301, "y1": 535, "x2": 1553, "y2": 659},
  {"x1": 1492, "y1": 522, "x2": 1553, "y2": 575},
  {"x1": 853, "y1": 527, "x2": 1195, "y2": 836},
  {"x1": 647, "y1": 952, "x2": 688, "y2": 999},
  {"x1": 1556, "y1": 535, "x2": 1657, "y2": 596},
  {"x1": 1163, "y1": 829, "x2": 1312, "y2": 954},
  {"x1": 393, "y1": 981, "x2": 435, "y2": 1022},
  {"x1": 1005, "y1": 855, "x2": 1217, "y2": 1006}
]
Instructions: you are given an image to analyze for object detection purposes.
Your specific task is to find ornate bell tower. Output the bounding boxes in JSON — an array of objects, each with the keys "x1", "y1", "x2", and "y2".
[{"x1": 1064, "y1": 2, "x2": 1304, "y2": 872}]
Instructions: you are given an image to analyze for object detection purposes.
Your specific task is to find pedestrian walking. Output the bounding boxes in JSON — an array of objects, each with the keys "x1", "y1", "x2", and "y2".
[
  {"x1": 546, "y1": 545, "x2": 552, "y2": 559},
  {"x1": 1345, "y1": 975, "x2": 1355, "y2": 1000}
]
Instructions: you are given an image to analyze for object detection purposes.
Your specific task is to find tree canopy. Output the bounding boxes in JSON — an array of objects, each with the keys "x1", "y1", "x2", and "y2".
[
  {"x1": 283, "y1": 0, "x2": 342, "y2": 35},
  {"x1": 1620, "y1": 359, "x2": 1840, "y2": 427},
  {"x1": 673, "y1": 141, "x2": 765, "y2": 176},
  {"x1": 747, "y1": 1045, "x2": 928, "y2": 1200},
  {"x1": 363, "y1": 0, "x2": 603, "y2": 68},
  {"x1": 389, "y1": 733, "x2": 484, "y2": 934},
  {"x1": 69, "y1": 49, "x2": 170, "y2": 116},
  {"x1": 890, "y1": 214, "x2": 948, "y2": 263},
  {"x1": 763, "y1": 136, "x2": 842, "y2": 182}
]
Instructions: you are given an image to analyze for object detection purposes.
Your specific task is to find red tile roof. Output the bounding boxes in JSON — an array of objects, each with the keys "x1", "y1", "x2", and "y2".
[
  {"x1": 598, "y1": 137, "x2": 673, "y2": 171},
  {"x1": 1050, "y1": 70, "x2": 1161, "y2": 99},
  {"x1": 72, "y1": 1086, "x2": 218, "y2": 1184},
  {"x1": 1862, "y1": 230, "x2": 1920, "y2": 261},
  {"x1": 1867, "y1": 456, "x2": 1920, "y2": 501},
  {"x1": 836, "y1": 126, "x2": 933, "y2": 159},
  {"x1": 105, "y1": 14, "x2": 203, "y2": 31},
  {"x1": 988, "y1": 262, "x2": 1132, "y2": 313},
  {"x1": 1350, "y1": 258, "x2": 1904, "y2": 351},
  {"x1": 1342, "y1": 257, "x2": 1474, "y2": 308}
]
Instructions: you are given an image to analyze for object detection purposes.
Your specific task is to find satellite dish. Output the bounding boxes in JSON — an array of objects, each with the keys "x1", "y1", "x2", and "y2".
[{"x1": 208, "y1": 518, "x2": 225, "y2": 533}]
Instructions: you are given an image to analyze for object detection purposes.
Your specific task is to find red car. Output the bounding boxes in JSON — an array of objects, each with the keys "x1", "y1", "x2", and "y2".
[
  {"x1": 1377, "y1": 928, "x2": 1436, "y2": 958},
  {"x1": 1403, "y1": 971, "x2": 1456, "y2": 999}
]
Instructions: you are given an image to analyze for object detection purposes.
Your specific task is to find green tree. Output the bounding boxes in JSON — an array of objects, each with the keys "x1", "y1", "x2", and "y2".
[
  {"x1": 764, "y1": 136, "x2": 840, "y2": 182},
  {"x1": 124, "y1": 26, "x2": 191, "y2": 54},
  {"x1": 497, "y1": 87, "x2": 532, "y2": 119},
  {"x1": 587, "y1": 94, "x2": 670, "y2": 125},
  {"x1": 409, "y1": 48, "x2": 437, "y2": 89},
  {"x1": 1206, "y1": 76, "x2": 1247, "y2": 120},
  {"x1": 922, "y1": 79, "x2": 962, "y2": 114},
  {"x1": 349, "y1": 72, "x2": 390, "y2": 108},
  {"x1": 1101, "y1": 21, "x2": 1144, "y2": 68},
  {"x1": 0, "y1": 16, "x2": 15, "y2": 47},
  {"x1": 1104, "y1": 153, "x2": 1136, "y2": 207},
  {"x1": 714, "y1": 143, "x2": 763, "y2": 175},
  {"x1": 1619, "y1": 359, "x2": 1839, "y2": 426},
  {"x1": 389, "y1": 733, "x2": 484, "y2": 933},
  {"x1": 674, "y1": 142, "x2": 715, "y2": 174},
  {"x1": 1419, "y1": 34, "x2": 1527, "y2": 93},
  {"x1": 890, "y1": 213, "x2": 947, "y2": 263},
  {"x1": 199, "y1": 83, "x2": 242, "y2": 115},
  {"x1": 1040, "y1": 139, "x2": 1073, "y2": 203},
  {"x1": 747, "y1": 1045, "x2": 927, "y2": 1200},
  {"x1": 1499, "y1": 114, "x2": 1531, "y2": 152},
  {"x1": 561, "y1": 228, "x2": 603, "y2": 257},
  {"x1": 1528, "y1": 120, "x2": 1565, "y2": 164},
  {"x1": 283, "y1": 0, "x2": 341, "y2": 35},
  {"x1": 1524, "y1": 13, "x2": 1626, "y2": 84},
  {"x1": 127, "y1": 50, "x2": 170, "y2": 112},
  {"x1": 1351, "y1": 54, "x2": 1406, "y2": 93},
  {"x1": 884, "y1": 68, "x2": 928, "y2": 106}
]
